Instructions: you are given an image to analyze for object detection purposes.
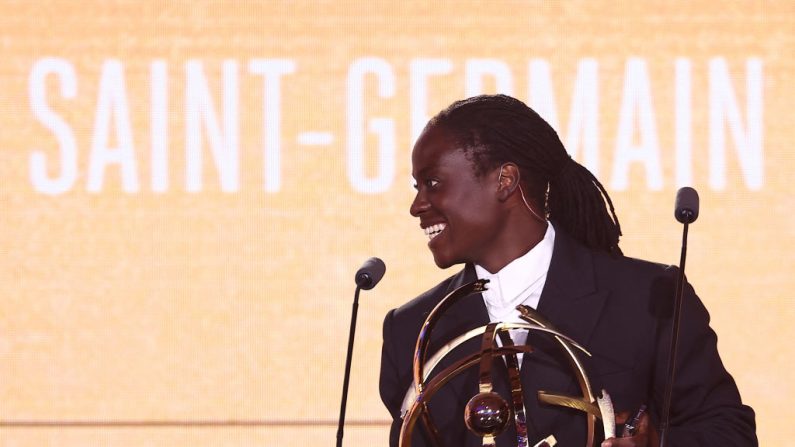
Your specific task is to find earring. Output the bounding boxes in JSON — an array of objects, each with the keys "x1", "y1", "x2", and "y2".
[
  {"x1": 518, "y1": 186, "x2": 547, "y2": 223},
  {"x1": 499, "y1": 164, "x2": 546, "y2": 223}
]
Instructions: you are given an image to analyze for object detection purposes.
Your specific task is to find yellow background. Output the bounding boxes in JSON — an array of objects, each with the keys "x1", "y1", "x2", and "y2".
[{"x1": 0, "y1": 1, "x2": 792, "y2": 445}]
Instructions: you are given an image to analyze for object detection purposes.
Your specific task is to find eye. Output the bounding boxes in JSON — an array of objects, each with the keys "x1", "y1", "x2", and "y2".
[{"x1": 425, "y1": 179, "x2": 439, "y2": 188}]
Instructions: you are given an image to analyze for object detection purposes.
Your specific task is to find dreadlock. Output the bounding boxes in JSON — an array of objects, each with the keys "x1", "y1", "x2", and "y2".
[{"x1": 427, "y1": 94, "x2": 623, "y2": 255}]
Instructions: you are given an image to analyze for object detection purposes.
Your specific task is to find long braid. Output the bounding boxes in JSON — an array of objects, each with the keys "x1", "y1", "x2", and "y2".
[
  {"x1": 548, "y1": 160, "x2": 622, "y2": 254},
  {"x1": 429, "y1": 94, "x2": 622, "y2": 254}
]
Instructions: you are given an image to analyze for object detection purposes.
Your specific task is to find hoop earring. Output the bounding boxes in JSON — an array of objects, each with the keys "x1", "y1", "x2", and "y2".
[{"x1": 519, "y1": 185, "x2": 546, "y2": 223}]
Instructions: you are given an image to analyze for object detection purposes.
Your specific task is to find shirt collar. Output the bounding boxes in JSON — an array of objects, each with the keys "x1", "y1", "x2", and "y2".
[{"x1": 474, "y1": 223, "x2": 556, "y2": 308}]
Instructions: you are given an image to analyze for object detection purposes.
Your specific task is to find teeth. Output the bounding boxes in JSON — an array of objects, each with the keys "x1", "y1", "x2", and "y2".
[{"x1": 423, "y1": 223, "x2": 447, "y2": 240}]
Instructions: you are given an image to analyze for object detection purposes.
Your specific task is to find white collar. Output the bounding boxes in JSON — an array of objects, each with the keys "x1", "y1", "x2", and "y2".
[{"x1": 474, "y1": 223, "x2": 555, "y2": 312}]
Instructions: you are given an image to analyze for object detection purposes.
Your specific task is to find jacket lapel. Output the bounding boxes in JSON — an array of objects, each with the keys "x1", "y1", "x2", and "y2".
[
  {"x1": 521, "y1": 228, "x2": 609, "y2": 439},
  {"x1": 427, "y1": 264, "x2": 491, "y2": 361},
  {"x1": 422, "y1": 265, "x2": 490, "y2": 446},
  {"x1": 536, "y1": 228, "x2": 608, "y2": 348}
]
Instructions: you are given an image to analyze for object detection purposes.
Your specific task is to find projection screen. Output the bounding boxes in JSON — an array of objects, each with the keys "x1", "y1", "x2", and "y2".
[{"x1": 0, "y1": 1, "x2": 792, "y2": 445}]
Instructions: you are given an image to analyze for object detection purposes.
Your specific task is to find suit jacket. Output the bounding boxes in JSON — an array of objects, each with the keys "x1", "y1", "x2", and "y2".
[{"x1": 380, "y1": 228, "x2": 756, "y2": 446}]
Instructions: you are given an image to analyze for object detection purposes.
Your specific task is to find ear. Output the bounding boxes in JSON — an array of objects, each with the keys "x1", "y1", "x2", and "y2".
[{"x1": 496, "y1": 163, "x2": 521, "y2": 202}]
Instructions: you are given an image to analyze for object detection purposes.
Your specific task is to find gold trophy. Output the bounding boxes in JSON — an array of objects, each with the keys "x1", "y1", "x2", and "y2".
[{"x1": 399, "y1": 279, "x2": 616, "y2": 447}]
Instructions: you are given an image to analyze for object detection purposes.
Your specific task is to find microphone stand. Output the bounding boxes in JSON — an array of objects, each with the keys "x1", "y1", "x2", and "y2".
[
  {"x1": 337, "y1": 257, "x2": 385, "y2": 447},
  {"x1": 659, "y1": 214, "x2": 692, "y2": 447},
  {"x1": 336, "y1": 286, "x2": 362, "y2": 447}
]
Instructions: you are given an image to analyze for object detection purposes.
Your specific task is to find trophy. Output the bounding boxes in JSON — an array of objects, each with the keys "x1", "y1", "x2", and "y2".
[{"x1": 398, "y1": 279, "x2": 616, "y2": 447}]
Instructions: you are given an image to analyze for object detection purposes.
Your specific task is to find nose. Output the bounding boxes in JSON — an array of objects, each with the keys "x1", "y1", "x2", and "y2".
[{"x1": 409, "y1": 189, "x2": 430, "y2": 217}]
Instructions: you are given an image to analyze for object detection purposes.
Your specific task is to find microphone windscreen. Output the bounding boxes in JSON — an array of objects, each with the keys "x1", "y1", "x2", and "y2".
[
  {"x1": 355, "y1": 257, "x2": 386, "y2": 290},
  {"x1": 674, "y1": 187, "x2": 699, "y2": 224}
]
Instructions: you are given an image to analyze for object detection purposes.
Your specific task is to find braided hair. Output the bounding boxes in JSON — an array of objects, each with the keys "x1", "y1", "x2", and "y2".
[{"x1": 426, "y1": 94, "x2": 623, "y2": 255}]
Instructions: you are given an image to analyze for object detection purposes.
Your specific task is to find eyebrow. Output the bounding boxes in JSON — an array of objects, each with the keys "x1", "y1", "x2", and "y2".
[{"x1": 412, "y1": 165, "x2": 436, "y2": 179}]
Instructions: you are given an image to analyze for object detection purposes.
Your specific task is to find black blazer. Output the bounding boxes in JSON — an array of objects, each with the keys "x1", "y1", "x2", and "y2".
[{"x1": 380, "y1": 228, "x2": 756, "y2": 446}]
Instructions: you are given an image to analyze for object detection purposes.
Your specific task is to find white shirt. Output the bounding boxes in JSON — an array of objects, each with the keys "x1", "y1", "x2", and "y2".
[{"x1": 474, "y1": 223, "x2": 555, "y2": 362}]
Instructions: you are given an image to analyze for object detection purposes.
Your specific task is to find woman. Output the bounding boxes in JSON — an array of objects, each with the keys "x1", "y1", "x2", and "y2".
[{"x1": 379, "y1": 95, "x2": 756, "y2": 447}]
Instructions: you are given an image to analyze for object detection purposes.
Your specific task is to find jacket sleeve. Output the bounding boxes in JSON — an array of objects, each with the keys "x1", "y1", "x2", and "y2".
[
  {"x1": 651, "y1": 276, "x2": 757, "y2": 446},
  {"x1": 379, "y1": 309, "x2": 406, "y2": 447}
]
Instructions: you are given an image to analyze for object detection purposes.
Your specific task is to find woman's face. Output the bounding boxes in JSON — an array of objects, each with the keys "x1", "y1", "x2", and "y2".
[{"x1": 409, "y1": 126, "x2": 508, "y2": 269}]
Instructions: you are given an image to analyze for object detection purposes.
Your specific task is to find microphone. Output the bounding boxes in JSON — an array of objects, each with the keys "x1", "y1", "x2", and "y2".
[
  {"x1": 337, "y1": 257, "x2": 386, "y2": 447},
  {"x1": 355, "y1": 257, "x2": 386, "y2": 290},
  {"x1": 674, "y1": 186, "x2": 699, "y2": 224},
  {"x1": 659, "y1": 188, "x2": 699, "y2": 447}
]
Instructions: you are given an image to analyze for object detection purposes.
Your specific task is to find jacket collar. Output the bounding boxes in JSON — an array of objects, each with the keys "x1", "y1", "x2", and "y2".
[{"x1": 536, "y1": 226, "x2": 607, "y2": 346}]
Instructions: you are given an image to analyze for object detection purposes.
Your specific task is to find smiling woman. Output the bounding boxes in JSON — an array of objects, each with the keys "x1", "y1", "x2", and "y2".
[
  {"x1": 380, "y1": 95, "x2": 757, "y2": 447},
  {"x1": 409, "y1": 95, "x2": 622, "y2": 273},
  {"x1": 409, "y1": 127, "x2": 508, "y2": 271}
]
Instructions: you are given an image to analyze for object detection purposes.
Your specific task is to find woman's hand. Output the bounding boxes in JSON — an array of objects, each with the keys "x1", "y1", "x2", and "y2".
[{"x1": 601, "y1": 409, "x2": 659, "y2": 447}]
